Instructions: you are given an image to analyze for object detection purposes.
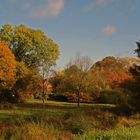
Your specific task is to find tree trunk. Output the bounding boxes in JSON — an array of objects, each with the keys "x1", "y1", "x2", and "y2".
[
  {"x1": 77, "y1": 92, "x2": 80, "y2": 107},
  {"x1": 42, "y1": 65, "x2": 45, "y2": 105},
  {"x1": 42, "y1": 96, "x2": 45, "y2": 104}
]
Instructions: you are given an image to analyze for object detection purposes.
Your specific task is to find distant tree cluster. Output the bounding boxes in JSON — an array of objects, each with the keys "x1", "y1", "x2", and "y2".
[
  {"x1": 50, "y1": 55, "x2": 94, "y2": 106},
  {"x1": 50, "y1": 54, "x2": 140, "y2": 108}
]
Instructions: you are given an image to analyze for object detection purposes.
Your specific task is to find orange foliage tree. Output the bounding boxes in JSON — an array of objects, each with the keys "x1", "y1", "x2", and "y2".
[
  {"x1": 0, "y1": 42, "x2": 16, "y2": 89},
  {"x1": 107, "y1": 70, "x2": 132, "y2": 87}
]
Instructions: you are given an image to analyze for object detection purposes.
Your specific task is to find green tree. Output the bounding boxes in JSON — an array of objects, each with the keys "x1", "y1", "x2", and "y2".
[
  {"x1": 135, "y1": 41, "x2": 140, "y2": 58},
  {"x1": 131, "y1": 41, "x2": 140, "y2": 82},
  {"x1": 39, "y1": 39, "x2": 59, "y2": 104},
  {"x1": 0, "y1": 24, "x2": 60, "y2": 69},
  {"x1": 128, "y1": 41, "x2": 140, "y2": 110}
]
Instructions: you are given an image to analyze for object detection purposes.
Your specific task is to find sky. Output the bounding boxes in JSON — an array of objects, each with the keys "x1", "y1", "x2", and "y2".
[{"x1": 0, "y1": 0, "x2": 140, "y2": 68}]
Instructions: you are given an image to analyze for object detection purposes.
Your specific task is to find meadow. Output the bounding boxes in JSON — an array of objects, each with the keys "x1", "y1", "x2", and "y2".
[{"x1": 0, "y1": 100, "x2": 140, "y2": 140}]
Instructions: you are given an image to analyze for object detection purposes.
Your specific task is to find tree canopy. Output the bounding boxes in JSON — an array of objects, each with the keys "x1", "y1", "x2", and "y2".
[{"x1": 0, "y1": 24, "x2": 60, "y2": 69}]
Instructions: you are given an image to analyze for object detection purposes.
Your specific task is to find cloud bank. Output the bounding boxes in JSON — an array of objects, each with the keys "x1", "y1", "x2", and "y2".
[
  {"x1": 32, "y1": 0, "x2": 64, "y2": 18},
  {"x1": 83, "y1": 0, "x2": 113, "y2": 12}
]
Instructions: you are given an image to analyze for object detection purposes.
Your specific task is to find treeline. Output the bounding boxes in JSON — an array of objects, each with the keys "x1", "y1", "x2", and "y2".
[
  {"x1": 50, "y1": 55, "x2": 140, "y2": 109},
  {"x1": 49, "y1": 51, "x2": 140, "y2": 110},
  {"x1": 0, "y1": 24, "x2": 140, "y2": 111}
]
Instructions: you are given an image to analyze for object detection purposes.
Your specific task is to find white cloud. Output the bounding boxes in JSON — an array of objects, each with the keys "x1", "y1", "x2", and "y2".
[
  {"x1": 103, "y1": 25, "x2": 117, "y2": 35},
  {"x1": 32, "y1": 0, "x2": 64, "y2": 18},
  {"x1": 83, "y1": 0, "x2": 113, "y2": 12}
]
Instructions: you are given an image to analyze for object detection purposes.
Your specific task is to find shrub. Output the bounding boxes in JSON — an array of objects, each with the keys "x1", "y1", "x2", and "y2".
[
  {"x1": 49, "y1": 93, "x2": 68, "y2": 102},
  {"x1": 118, "y1": 116, "x2": 138, "y2": 127},
  {"x1": 65, "y1": 115, "x2": 91, "y2": 134},
  {"x1": 49, "y1": 92, "x2": 93, "y2": 103},
  {"x1": 0, "y1": 90, "x2": 17, "y2": 103},
  {"x1": 99, "y1": 89, "x2": 130, "y2": 105},
  {"x1": 68, "y1": 120, "x2": 88, "y2": 134},
  {"x1": 0, "y1": 103, "x2": 17, "y2": 110}
]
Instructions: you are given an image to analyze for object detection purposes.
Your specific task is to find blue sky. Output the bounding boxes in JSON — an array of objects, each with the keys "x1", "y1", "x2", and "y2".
[{"x1": 0, "y1": 0, "x2": 140, "y2": 68}]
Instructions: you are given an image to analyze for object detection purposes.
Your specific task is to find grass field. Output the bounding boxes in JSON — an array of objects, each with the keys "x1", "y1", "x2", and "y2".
[{"x1": 0, "y1": 100, "x2": 140, "y2": 140}]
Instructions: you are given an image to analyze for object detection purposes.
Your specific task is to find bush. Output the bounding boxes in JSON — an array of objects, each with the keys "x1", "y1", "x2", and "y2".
[
  {"x1": 0, "y1": 90, "x2": 17, "y2": 103},
  {"x1": 49, "y1": 92, "x2": 93, "y2": 103},
  {"x1": 0, "y1": 89, "x2": 30, "y2": 103},
  {"x1": 67, "y1": 119, "x2": 89, "y2": 134},
  {"x1": 99, "y1": 89, "x2": 130, "y2": 105},
  {"x1": 129, "y1": 92, "x2": 140, "y2": 111},
  {"x1": 49, "y1": 93, "x2": 68, "y2": 102},
  {"x1": 0, "y1": 103, "x2": 17, "y2": 110}
]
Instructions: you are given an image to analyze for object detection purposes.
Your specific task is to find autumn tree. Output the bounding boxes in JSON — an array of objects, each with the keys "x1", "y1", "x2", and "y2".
[
  {"x1": 90, "y1": 56, "x2": 134, "y2": 89},
  {"x1": 12, "y1": 61, "x2": 32, "y2": 102},
  {"x1": 64, "y1": 55, "x2": 93, "y2": 107},
  {"x1": 107, "y1": 70, "x2": 132, "y2": 88},
  {"x1": 50, "y1": 71, "x2": 65, "y2": 94},
  {"x1": 0, "y1": 41, "x2": 16, "y2": 89},
  {"x1": 0, "y1": 24, "x2": 60, "y2": 103},
  {"x1": 0, "y1": 24, "x2": 60, "y2": 70},
  {"x1": 88, "y1": 69, "x2": 110, "y2": 98}
]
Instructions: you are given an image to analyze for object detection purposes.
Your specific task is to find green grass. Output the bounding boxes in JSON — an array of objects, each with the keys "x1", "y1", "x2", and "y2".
[
  {"x1": 74, "y1": 126, "x2": 140, "y2": 140},
  {"x1": 0, "y1": 115, "x2": 11, "y2": 121},
  {"x1": 27, "y1": 99, "x2": 116, "y2": 107},
  {"x1": 0, "y1": 109, "x2": 32, "y2": 122},
  {"x1": 0, "y1": 100, "x2": 115, "y2": 123},
  {"x1": 0, "y1": 100, "x2": 139, "y2": 140}
]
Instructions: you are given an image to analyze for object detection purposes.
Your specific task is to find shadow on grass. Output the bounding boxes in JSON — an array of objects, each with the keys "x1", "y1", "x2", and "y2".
[
  {"x1": 17, "y1": 101, "x2": 115, "y2": 110},
  {"x1": 17, "y1": 101, "x2": 134, "y2": 116}
]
